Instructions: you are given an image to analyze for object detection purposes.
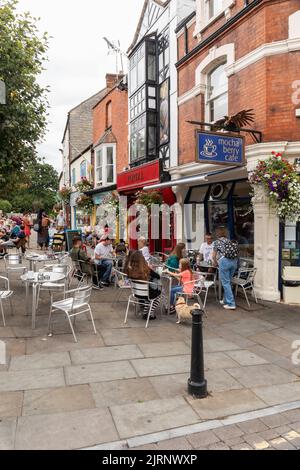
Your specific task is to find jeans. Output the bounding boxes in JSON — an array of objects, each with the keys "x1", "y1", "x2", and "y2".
[
  {"x1": 170, "y1": 286, "x2": 183, "y2": 306},
  {"x1": 95, "y1": 259, "x2": 113, "y2": 282},
  {"x1": 219, "y1": 257, "x2": 238, "y2": 307}
]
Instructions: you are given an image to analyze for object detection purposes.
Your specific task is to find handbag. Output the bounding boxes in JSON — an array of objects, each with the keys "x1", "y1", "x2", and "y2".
[{"x1": 33, "y1": 223, "x2": 40, "y2": 232}]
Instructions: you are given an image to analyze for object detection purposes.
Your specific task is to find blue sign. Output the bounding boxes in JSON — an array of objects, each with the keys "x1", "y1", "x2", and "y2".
[{"x1": 197, "y1": 131, "x2": 245, "y2": 166}]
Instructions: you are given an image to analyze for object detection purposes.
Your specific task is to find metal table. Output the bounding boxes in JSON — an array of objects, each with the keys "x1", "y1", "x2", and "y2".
[{"x1": 21, "y1": 272, "x2": 66, "y2": 329}]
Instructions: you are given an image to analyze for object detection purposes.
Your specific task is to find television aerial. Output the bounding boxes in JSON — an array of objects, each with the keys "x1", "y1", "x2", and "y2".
[{"x1": 103, "y1": 37, "x2": 126, "y2": 77}]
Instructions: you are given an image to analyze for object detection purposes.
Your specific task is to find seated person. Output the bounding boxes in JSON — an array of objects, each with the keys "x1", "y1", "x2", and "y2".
[
  {"x1": 70, "y1": 236, "x2": 102, "y2": 288},
  {"x1": 10, "y1": 221, "x2": 21, "y2": 239},
  {"x1": 138, "y1": 237, "x2": 151, "y2": 263},
  {"x1": 94, "y1": 235, "x2": 115, "y2": 286},
  {"x1": 166, "y1": 243, "x2": 186, "y2": 273},
  {"x1": 124, "y1": 250, "x2": 161, "y2": 320},
  {"x1": 0, "y1": 229, "x2": 9, "y2": 256},
  {"x1": 115, "y1": 239, "x2": 128, "y2": 256},
  {"x1": 167, "y1": 258, "x2": 195, "y2": 315},
  {"x1": 0, "y1": 225, "x2": 26, "y2": 254}
]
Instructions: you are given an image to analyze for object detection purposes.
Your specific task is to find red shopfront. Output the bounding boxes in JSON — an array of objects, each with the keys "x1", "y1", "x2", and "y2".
[{"x1": 117, "y1": 160, "x2": 176, "y2": 253}]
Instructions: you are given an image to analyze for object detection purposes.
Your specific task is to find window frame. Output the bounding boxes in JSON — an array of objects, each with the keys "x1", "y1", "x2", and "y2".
[
  {"x1": 71, "y1": 167, "x2": 76, "y2": 186},
  {"x1": 206, "y1": 61, "x2": 228, "y2": 123},
  {"x1": 95, "y1": 144, "x2": 116, "y2": 188}
]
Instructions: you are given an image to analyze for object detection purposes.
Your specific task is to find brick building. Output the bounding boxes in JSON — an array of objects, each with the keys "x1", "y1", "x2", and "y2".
[{"x1": 146, "y1": 0, "x2": 300, "y2": 301}]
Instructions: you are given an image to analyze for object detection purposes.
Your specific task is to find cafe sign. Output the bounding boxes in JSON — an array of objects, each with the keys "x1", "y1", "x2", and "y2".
[
  {"x1": 196, "y1": 131, "x2": 245, "y2": 166},
  {"x1": 117, "y1": 160, "x2": 160, "y2": 192}
]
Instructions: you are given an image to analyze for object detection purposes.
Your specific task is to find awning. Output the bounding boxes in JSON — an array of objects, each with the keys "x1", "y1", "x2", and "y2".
[{"x1": 143, "y1": 166, "x2": 245, "y2": 191}]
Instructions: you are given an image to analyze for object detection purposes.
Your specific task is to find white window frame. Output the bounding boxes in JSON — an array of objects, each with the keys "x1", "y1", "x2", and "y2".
[
  {"x1": 194, "y1": 0, "x2": 235, "y2": 37},
  {"x1": 95, "y1": 144, "x2": 116, "y2": 188},
  {"x1": 206, "y1": 61, "x2": 228, "y2": 123},
  {"x1": 71, "y1": 167, "x2": 76, "y2": 186}
]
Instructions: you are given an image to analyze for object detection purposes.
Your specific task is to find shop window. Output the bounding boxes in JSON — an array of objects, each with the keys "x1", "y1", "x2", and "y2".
[
  {"x1": 281, "y1": 221, "x2": 300, "y2": 267},
  {"x1": 95, "y1": 145, "x2": 116, "y2": 187},
  {"x1": 207, "y1": 62, "x2": 228, "y2": 122}
]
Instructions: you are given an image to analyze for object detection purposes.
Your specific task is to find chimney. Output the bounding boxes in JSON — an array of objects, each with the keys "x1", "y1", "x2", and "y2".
[{"x1": 106, "y1": 72, "x2": 124, "y2": 88}]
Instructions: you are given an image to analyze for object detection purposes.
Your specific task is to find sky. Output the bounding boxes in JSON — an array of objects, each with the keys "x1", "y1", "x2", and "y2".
[{"x1": 17, "y1": 0, "x2": 143, "y2": 172}]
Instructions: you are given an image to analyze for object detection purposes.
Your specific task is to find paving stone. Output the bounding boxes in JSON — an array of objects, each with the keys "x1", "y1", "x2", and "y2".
[
  {"x1": 214, "y1": 424, "x2": 244, "y2": 441},
  {"x1": 186, "y1": 389, "x2": 266, "y2": 420},
  {"x1": 0, "y1": 391, "x2": 23, "y2": 417},
  {"x1": 282, "y1": 430, "x2": 300, "y2": 449},
  {"x1": 237, "y1": 419, "x2": 268, "y2": 434},
  {"x1": 223, "y1": 436, "x2": 245, "y2": 446},
  {"x1": 130, "y1": 444, "x2": 158, "y2": 450},
  {"x1": 149, "y1": 374, "x2": 188, "y2": 398},
  {"x1": 70, "y1": 344, "x2": 144, "y2": 365},
  {"x1": 186, "y1": 430, "x2": 220, "y2": 448},
  {"x1": 110, "y1": 397, "x2": 199, "y2": 439},
  {"x1": 244, "y1": 433, "x2": 271, "y2": 450},
  {"x1": 3, "y1": 338, "x2": 26, "y2": 357},
  {"x1": 205, "y1": 352, "x2": 240, "y2": 370},
  {"x1": 249, "y1": 332, "x2": 291, "y2": 357},
  {"x1": 204, "y1": 338, "x2": 240, "y2": 353},
  {"x1": 230, "y1": 443, "x2": 253, "y2": 450},
  {"x1": 225, "y1": 350, "x2": 268, "y2": 366},
  {"x1": 9, "y1": 352, "x2": 71, "y2": 371},
  {"x1": 260, "y1": 413, "x2": 291, "y2": 428},
  {"x1": 289, "y1": 421, "x2": 300, "y2": 433},
  {"x1": 0, "y1": 418, "x2": 17, "y2": 450},
  {"x1": 155, "y1": 437, "x2": 193, "y2": 450},
  {"x1": 22, "y1": 385, "x2": 96, "y2": 416},
  {"x1": 100, "y1": 328, "x2": 152, "y2": 346},
  {"x1": 226, "y1": 364, "x2": 298, "y2": 388},
  {"x1": 65, "y1": 361, "x2": 137, "y2": 385},
  {"x1": 137, "y1": 341, "x2": 190, "y2": 358},
  {"x1": 281, "y1": 409, "x2": 300, "y2": 423},
  {"x1": 145, "y1": 326, "x2": 188, "y2": 343},
  {"x1": 259, "y1": 429, "x2": 282, "y2": 441},
  {"x1": 0, "y1": 368, "x2": 65, "y2": 392},
  {"x1": 207, "y1": 442, "x2": 230, "y2": 450},
  {"x1": 269, "y1": 437, "x2": 296, "y2": 450},
  {"x1": 253, "y1": 382, "x2": 300, "y2": 406},
  {"x1": 131, "y1": 355, "x2": 190, "y2": 377},
  {"x1": 221, "y1": 318, "x2": 278, "y2": 337},
  {"x1": 206, "y1": 369, "x2": 243, "y2": 393},
  {"x1": 248, "y1": 345, "x2": 286, "y2": 363},
  {"x1": 0, "y1": 327, "x2": 16, "y2": 338},
  {"x1": 91, "y1": 378, "x2": 159, "y2": 408},
  {"x1": 26, "y1": 333, "x2": 104, "y2": 354},
  {"x1": 15, "y1": 408, "x2": 118, "y2": 450}
]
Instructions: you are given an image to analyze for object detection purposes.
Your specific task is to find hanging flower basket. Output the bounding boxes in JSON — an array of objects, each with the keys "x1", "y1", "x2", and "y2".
[
  {"x1": 135, "y1": 190, "x2": 163, "y2": 210},
  {"x1": 250, "y1": 152, "x2": 300, "y2": 221},
  {"x1": 102, "y1": 191, "x2": 120, "y2": 216},
  {"x1": 75, "y1": 177, "x2": 93, "y2": 193},
  {"x1": 76, "y1": 194, "x2": 94, "y2": 214},
  {"x1": 58, "y1": 186, "x2": 72, "y2": 204}
]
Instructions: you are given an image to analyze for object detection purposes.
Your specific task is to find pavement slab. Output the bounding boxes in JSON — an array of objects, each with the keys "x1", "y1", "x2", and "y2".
[
  {"x1": 0, "y1": 391, "x2": 23, "y2": 417},
  {"x1": 22, "y1": 385, "x2": 96, "y2": 416},
  {"x1": 225, "y1": 350, "x2": 268, "y2": 366},
  {"x1": 110, "y1": 397, "x2": 200, "y2": 439},
  {"x1": 0, "y1": 418, "x2": 17, "y2": 450},
  {"x1": 137, "y1": 341, "x2": 190, "y2": 358},
  {"x1": 131, "y1": 355, "x2": 190, "y2": 377},
  {"x1": 9, "y1": 351, "x2": 71, "y2": 371},
  {"x1": 0, "y1": 368, "x2": 65, "y2": 392},
  {"x1": 253, "y1": 382, "x2": 300, "y2": 406},
  {"x1": 65, "y1": 361, "x2": 137, "y2": 385},
  {"x1": 226, "y1": 364, "x2": 298, "y2": 388},
  {"x1": 15, "y1": 408, "x2": 118, "y2": 450},
  {"x1": 26, "y1": 333, "x2": 104, "y2": 355},
  {"x1": 70, "y1": 344, "x2": 144, "y2": 365}
]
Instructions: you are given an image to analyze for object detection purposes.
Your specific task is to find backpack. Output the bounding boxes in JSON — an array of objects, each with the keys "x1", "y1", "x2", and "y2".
[{"x1": 222, "y1": 239, "x2": 239, "y2": 260}]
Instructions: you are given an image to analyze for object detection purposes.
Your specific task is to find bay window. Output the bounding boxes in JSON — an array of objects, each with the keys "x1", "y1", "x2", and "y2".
[{"x1": 95, "y1": 145, "x2": 116, "y2": 187}]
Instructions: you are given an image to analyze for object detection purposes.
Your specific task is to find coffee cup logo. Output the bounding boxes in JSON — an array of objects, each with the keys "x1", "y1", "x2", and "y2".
[{"x1": 200, "y1": 139, "x2": 218, "y2": 158}]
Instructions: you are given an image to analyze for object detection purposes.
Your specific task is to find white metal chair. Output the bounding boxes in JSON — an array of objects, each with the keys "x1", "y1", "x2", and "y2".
[
  {"x1": 124, "y1": 280, "x2": 162, "y2": 328},
  {"x1": 174, "y1": 279, "x2": 205, "y2": 312},
  {"x1": 36, "y1": 264, "x2": 71, "y2": 310},
  {"x1": 0, "y1": 276, "x2": 13, "y2": 326},
  {"x1": 112, "y1": 269, "x2": 131, "y2": 304},
  {"x1": 4, "y1": 254, "x2": 27, "y2": 279},
  {"x1": 193, "y1": 270, "x2": 218, "y2": 309},
  {"x1": 232, "y1": 267, "x2": 258, "y2": 308},
  {"x1": 48, "y1": 285, "x2": 96, "y2": 343}
]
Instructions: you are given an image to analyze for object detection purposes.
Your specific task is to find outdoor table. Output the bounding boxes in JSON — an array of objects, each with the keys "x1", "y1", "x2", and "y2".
[
  {"x1": 25, "y1": 253, "x2": 59, "y2": 272},
  {"x1": 21, "y1": 271, "x2": 66, "y2": 329}
]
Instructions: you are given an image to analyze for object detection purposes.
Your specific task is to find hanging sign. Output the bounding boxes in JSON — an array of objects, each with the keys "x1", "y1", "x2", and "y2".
[{"x1": 196, "y1": 131, "x2": 245, "y2": 166}]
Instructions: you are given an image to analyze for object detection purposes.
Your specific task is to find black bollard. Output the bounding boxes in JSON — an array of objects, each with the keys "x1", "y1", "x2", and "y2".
[{"x1": 188, "y1": 308, "x2": 208, "y2": 399}]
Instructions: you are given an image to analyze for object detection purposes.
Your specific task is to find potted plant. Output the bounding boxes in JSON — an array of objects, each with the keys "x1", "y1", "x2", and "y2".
[
  {"x1": 58, "y1": 186, "x2": 72, "y2": 204},
  {"x1": 135, "y1": 190, "x2": 163, "y2": 211}
]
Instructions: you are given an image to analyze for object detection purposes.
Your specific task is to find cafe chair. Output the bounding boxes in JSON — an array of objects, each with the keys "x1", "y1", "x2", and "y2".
[
  {"x1": 0, "y1": 276, "x2": 13, "y2": 326},
  {"x1": 232, "y1": 267, "x2": 258, "y2": 308},
  {"x1": 4, "y1": 254, "x2": 27, "y2": 280},
  {"x1": 48, "y1": 285, "x2": 96, "y2": 343},
  {"x1": 124, "y1": 280, "x2": 162, "y2": 328},
  {"x1": 36, "y1": 264, "x2": 71, "y2": 311},
  {"x1": 193, "y1": 271, "x2": 218, "y2": 309},
  {"x1": 112, "y1": 269, "x2": 131, "y2": 305}
]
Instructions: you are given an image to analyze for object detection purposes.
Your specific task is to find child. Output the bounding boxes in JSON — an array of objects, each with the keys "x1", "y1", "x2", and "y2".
[
  {"x1": 48, "y1": 223, "x2": 56, "y2": 248},
  {"x1": 167, "y1": 258, "x2": 195, "y2": 315}
]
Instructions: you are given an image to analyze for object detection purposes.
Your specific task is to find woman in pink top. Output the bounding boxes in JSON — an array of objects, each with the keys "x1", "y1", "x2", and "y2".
[{"x1": 168, "y1": 258, "x2": 194, "y2": 314}]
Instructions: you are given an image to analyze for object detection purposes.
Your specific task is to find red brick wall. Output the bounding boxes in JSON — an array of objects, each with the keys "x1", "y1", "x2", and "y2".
[
  {"x1": 177, "y1": 0, "x2": 300, "y2": 165},
  {"x1": 93, "y1": 87, "x2": 128, "y2": 175}
]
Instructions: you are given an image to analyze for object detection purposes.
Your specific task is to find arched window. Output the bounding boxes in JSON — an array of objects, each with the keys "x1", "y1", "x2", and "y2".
[
  {"x1": 207, "y1": 62, "x2": 228, "y2": 122},
  {"x1": 208, "y1": 0, "x2": 223, "y2": 19}
]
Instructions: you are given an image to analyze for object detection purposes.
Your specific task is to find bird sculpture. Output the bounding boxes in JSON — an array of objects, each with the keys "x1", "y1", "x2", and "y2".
[{"x1": 212, "y1": 109, "x2": 255, "y2": 132}]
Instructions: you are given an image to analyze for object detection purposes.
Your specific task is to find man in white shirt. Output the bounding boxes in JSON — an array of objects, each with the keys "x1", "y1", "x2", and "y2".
[
  {"x1": 56, "y1": 210, "x2": 65, "y2": 230},
  {"x1": 199, "y1": 233, "x2": 214, "y2": 264},
  {"x1": 94, "y1": 236, "x2": 114, "y2": 285},
  {"x1": 138, "y1": 237, "x2": 151, "y2": 263}
]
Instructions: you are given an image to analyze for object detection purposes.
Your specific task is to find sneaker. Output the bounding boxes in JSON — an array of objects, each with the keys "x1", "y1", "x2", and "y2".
[
  {"x1": 223, "y1": 304, "x2": 236, "y2": 310},
  {"x1": 219, "y1": 300, "x2": 225, "y2": 305},
  {"x1": 101, "y1": 281, "x2": 110, "y2": 287}
]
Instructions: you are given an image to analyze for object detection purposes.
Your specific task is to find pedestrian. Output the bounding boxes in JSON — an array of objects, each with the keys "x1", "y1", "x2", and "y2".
[
  {"x1": 56, "y1": 210, "x2": 65, "y2": 231},
  {"x1": 212, "y1": 226, "x2": 239, "y2": 310},
  {"x1": 199, "y1": 233, "x2": 214, "y2": 264},
  {"x1": 36, "y1": 209, "x2": 51, "y2": 250},
  {"x1": 22, "y1": 211, "x2": 32, "y2": 248}
]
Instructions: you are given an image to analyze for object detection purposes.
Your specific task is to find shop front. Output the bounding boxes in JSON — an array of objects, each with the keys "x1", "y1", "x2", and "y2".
[
  {"x1": 117, "y1": 159, "x2": 176, "y2": 252},
  {"x1": 70, "y1": 191, "x2": 91, "y2": 229}
]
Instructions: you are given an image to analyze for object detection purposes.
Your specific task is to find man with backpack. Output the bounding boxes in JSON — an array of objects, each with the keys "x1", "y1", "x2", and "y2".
[{"x1": 212, "y1": 226, "x2": 239, "y2": 310}]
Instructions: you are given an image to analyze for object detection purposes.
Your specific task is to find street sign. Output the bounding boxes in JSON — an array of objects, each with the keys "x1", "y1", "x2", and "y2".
[
  {"x1": 0, "y1": 80, "x2": 6, "y2": 105},
  {"x1": 196, "y1": 131, "x2": 245, "y2": 166}
]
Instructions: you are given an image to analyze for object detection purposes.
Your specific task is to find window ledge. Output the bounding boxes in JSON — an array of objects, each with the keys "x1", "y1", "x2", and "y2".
[{"x1": 194, "y1": 0, "x2": 235, "y2": 38}]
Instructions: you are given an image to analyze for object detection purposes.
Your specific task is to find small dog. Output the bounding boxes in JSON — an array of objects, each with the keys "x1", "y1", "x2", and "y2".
[{"x1": 175, "y1": 297, "x2": 201, "y2": 324}]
